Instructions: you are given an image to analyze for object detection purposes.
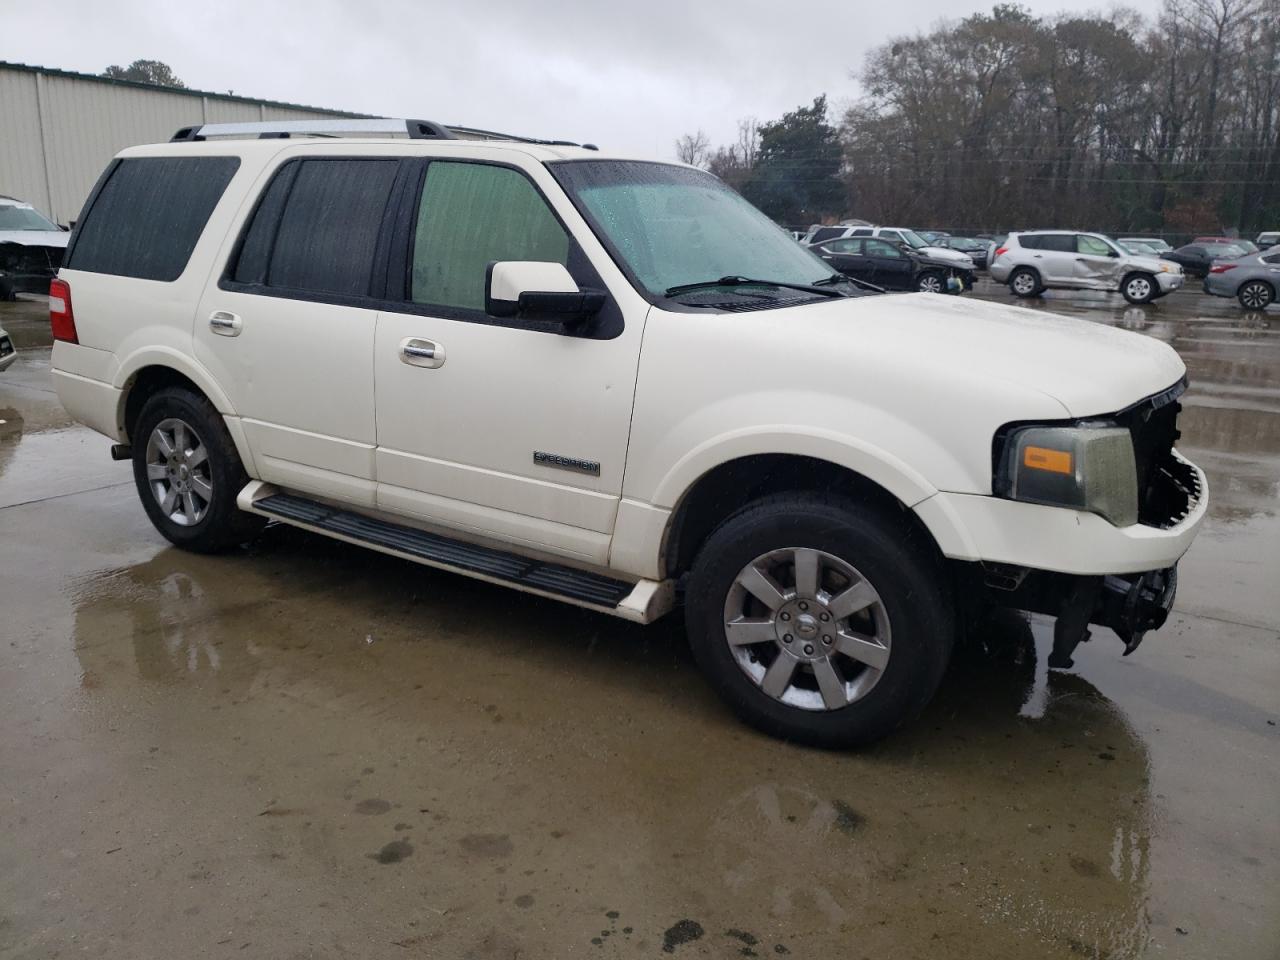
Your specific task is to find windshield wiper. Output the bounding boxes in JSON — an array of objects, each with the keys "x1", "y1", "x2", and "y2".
[
  {"x1": 814, "y1": 273, "x2": 885, "y2": 294},
  {"x1": 664, "y1": 275, "x2": 846, "y2": 299}
]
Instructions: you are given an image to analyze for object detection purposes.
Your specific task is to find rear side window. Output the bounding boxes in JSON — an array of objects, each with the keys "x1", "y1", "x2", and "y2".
[
  {"x1": 66, "y1": 156, "x2": 239, "y2": 281},
  {"x1": 811, "y1": 227, "x2": 844, "y2": 244},
  {"x1": 410, "y1": 162, "x2": 569, "y2": 311},
  {"x1": 1017, "y1": 235, "x2": 1042, "y2": 250},
  {"x1": 263, "y1": 159, "x2": 399, "y2": 296}
]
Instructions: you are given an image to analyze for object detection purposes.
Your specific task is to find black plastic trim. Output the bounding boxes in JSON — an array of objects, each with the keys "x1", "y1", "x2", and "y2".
[{"x1": 254, "y1": 493, "x2": 632, "y2": 608}]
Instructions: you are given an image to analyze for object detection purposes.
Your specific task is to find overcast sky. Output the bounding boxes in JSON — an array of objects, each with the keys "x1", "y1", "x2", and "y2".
[{"x1": 2, "y1": 0, "x2": 1162, "y2": 159}]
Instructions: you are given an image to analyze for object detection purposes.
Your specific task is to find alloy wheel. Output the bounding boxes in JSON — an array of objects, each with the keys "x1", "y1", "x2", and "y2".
[
  {"x1": 918, "y1": 274, "x2": 943, "y2": 294},
  {"x1": 722, "y1": 547, "x2": 892, "y2": 711},
  {"x1": 144, "y1": 417, "x2": 213, "y2": 526},
  {"x1": 1240, "y1": 282, "x2": 1271, "y2": 309},
  {"x1": 1012, "y1": 272, "x2": 1035, "y2": 295},
  {"x1": 1126, "y1": 277, "x2": 1152, "y2": 301}
]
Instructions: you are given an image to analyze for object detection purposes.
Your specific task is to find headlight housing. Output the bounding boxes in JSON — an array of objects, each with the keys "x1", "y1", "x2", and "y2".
[{"x1": 995, "y1": 423, "x2": 1139, "y2": 527}]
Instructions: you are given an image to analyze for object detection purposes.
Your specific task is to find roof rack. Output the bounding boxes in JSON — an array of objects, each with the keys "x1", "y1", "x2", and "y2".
[
  {"x1": 170, "y1": 118, "x2": 456, "y2": 142},
  {"x1": 169, "y1": 118, "x2": 599, "y2": 150}
]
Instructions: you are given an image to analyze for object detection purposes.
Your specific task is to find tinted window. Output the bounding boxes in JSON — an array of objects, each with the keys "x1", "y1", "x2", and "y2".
[
  {"x1": 67, "y1": 157, "x2": 239, "y2": 281},
  {"x1": 851, "y1": 228, "x2": 873, "y2": 236},
  {"x1": 811, "y1": 227, "x2": 844, "y2": 243},
  {"x1": 1017, "y1": 235, "x2": 1042, "y2": 250},
  {"x1": 410, "y1": 162, "x2": 569, "y2": 311},
  {"x1": 1040, "y1": 235, "x2": 1076, "y2": 253},
  {"x1": 266, "y1": 159, "x2": 399, "y2": 296},
  {"x1": 1263, "y1": 252, "x2": 1280, "y2": 264}
]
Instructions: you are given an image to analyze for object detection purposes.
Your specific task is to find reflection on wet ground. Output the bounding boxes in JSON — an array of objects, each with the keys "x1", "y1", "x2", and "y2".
[{"x1": 1, "y1": 288, "x2": 1276, "y2": 958}]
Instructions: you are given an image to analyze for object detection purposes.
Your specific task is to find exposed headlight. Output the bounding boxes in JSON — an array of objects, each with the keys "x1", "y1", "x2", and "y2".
[{"x1": 995, "y1": 423, "x2": 1138, "y2": 527}]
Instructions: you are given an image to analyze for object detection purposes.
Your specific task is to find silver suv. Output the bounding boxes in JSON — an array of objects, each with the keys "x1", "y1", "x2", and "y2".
[{"x1": 990, "y1": 231, "x2": 1184, "y2": 304}]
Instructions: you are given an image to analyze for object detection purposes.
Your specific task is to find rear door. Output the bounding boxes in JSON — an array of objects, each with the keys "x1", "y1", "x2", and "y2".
[
  {"x1": 195, "y1": 152, "x2": 404, "y2": 508},
  {"x1": 1035, "y1": 234, "x2": 1077, "y2": 284},
  {"x1": 1072, "y1": 234, "x2": 1122, "y2": 289},
  {"x1": 816, "y1": 238, "x2": 871, "y2": 282}
]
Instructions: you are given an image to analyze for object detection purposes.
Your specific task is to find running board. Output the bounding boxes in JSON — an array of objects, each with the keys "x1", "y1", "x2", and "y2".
[{"x1": 236, "y1": 482, "x2": 673, "y2": 623}]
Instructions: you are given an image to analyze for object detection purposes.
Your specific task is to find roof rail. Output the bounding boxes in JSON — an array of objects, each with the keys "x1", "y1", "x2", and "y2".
[{"x1": 170, "y1": 118, "x2": 456, "y2": 142}]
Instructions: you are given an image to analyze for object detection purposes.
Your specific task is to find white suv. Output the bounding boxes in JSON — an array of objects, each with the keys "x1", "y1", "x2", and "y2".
[
  {"x1": 50, "y1": 120, "x2": 1207, "y2": 746},
  {"x1": 990, "y1": 230, "x2": 1184, "y2": 303}
]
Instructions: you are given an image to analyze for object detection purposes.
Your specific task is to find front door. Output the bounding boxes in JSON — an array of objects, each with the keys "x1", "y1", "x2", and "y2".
[
  {"x1": 1073, "y1": 234, "x2": 1123, "y2": 289},
  {"x1": 863, "y1": 238, "x2": 914, "y2": 290},
  {"x1": 373, "y1": 159, "x2": 644, "y2": 565},
  {"x1": 817, "y1": 238, "x2": 872, "y2": 283},
  {"x1": 195, "y1": 155, "x2": 403, "y2": 508}
]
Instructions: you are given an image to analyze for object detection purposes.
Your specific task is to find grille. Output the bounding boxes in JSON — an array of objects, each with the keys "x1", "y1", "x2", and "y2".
[{"x1": 1114, "y1": 380, "x2": 1200, "y2": 528}]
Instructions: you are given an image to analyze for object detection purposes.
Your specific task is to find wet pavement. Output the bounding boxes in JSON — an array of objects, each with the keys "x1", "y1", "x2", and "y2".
[{"x1": 0, "y1": 285, "x2": 1277, "y2": 959}]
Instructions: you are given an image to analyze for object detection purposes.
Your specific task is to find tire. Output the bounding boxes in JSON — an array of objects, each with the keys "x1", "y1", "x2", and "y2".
[
  {"x1": 1009, "y1": 267, "x2": 1042, "y2": 298},
  {"x1": 916, "y1": 271, "x2": 946, "y2": 294},
  {"x1": 131, "y1": 387, "x2": 265, "y2": 552},
  {"x1": 1238, "y1": 280, "x2": 1274, "y2": 310},
  {"x1": 684, "y1": 493, "x2": 954, "y2": 748},
  {"x1": 1121, "y1": 272, "x2": 1157, "y2": 305}
]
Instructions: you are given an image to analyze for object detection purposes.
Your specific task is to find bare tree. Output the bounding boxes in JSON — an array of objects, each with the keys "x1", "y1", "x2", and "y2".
[{"x1": 675, "y1": 130, "x2": 711, "y2": 167}]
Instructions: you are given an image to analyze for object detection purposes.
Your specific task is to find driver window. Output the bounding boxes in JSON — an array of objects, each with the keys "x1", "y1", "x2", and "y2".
[
  {"x1": 411, "y1": 161, "x2": 569, "y2": 311},
  {"x1": 865, "y1": 239, "x2": 902, "y2": 259},
  {"x1": 1077, "y1": 235, "x2": 1112, "y2": 256}
]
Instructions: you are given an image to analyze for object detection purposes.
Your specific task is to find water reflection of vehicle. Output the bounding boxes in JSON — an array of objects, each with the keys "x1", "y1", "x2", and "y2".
[{"x1": 707, "y1": 611, "x2": 1151, "y2": 957}]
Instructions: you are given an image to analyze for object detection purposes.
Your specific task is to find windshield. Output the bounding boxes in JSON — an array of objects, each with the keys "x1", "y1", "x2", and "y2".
[
  {"x1": 895, "y1": 230, "x2": 928, "y2": 249},
  {"x1": 0, "y1": 204, "x2": 58, "y2": 232},
  {"x1": 550, "y1": 161, "x2": 834, "y2": 298}
]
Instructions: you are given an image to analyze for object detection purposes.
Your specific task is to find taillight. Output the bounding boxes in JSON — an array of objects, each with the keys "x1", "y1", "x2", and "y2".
[
  {"x1": 49, "y1": 277, "x2": 78, "y2": 344},
  {"x1": 1209, "y1": 264, "x2": 1236, "y2": 274},
  {"x1": 994, "y1": 246, "x2": 1008, "y2": 257}
]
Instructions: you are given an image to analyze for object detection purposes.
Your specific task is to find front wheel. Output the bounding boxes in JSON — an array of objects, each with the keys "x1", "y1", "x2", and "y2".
[
  {"x1": 1121, "y1": 273, "x2": 1157, "y2": 304},
  {"x1": 916, "y1": 271, "x2": 946, "y2": 294},
  {"x1": 684, "y1": 494, "x2": 954, "y2": 748},
  {"x1": 1238, "y1": 280, "x2": 1274, "y2": 310},
  {"x1": 132, "y1": 387, "x2": 266, "y2": 552}
]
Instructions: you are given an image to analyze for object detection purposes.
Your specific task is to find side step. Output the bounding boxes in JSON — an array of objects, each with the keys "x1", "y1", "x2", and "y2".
[{"x1": 237, "y1": 483, "x2": 673, "y2": 623}]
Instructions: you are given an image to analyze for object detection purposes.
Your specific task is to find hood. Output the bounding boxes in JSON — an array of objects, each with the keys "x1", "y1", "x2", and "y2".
[
  {"x1": 801, "y1": 292, "x2": 1185, "y2": 418},
  {"x1": 919, "y1": 245, "x2": 973, "y2": 265},
  {"x1": 0, "y1": 230, "x2": 69, "y2": 248}
]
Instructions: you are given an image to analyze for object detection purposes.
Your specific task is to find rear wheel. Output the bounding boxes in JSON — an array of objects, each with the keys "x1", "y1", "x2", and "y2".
[
  {"x1": 1121, "y1": 272, "x2": 1157, "y2": 305},
  {"x1": 684, "y1": 494, "x2": 954, "y2": 748},
  {"x1": 131, "y1": 387, "x2": 265, "y2": 552},
  {"x1": 1238, "y1": 280, "x2": 1274, "y2": 310},
  {"x1": 1009, "y1": 267, "x2": 1042, "y2": 298}
]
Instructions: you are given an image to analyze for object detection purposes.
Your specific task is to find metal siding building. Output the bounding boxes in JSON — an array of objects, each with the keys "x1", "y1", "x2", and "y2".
[{"x1": 0, "y1": 61, "x2": 369, "y2": 224}]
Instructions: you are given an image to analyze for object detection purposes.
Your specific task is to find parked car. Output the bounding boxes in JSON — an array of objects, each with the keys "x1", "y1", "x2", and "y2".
[
  {"x1": 1256, "y1": 231, "x2": 1280, "y2": 249},
  {"x1": 0, "y1": 195, "x2": 68, "y2": 300},
  {"x1": 813, "y1": 236, "x2": 969, "y2": 292},
  {"x1": 939, "y1": 236, "x2": 991, "y2": 269},
  {"x1": 1116, "y1": 237, "x2": 1173, "y2": 254},
  {"x1": 1203, "y1": 246, "x2": 1280, "y2": 309},
  {"x1": 841, "y1": 226, "x2": 978, "y2": 276},
  {"x1": 990, "y1": 231, "x2": 1184, "y2": 303},
  {"x1": 1193, "y1": 236, "x2": 1258, "y2": 254},
  {"x1": 1162, "y1": 242, "x2": 1248, "y2": 278},
  {"x1": 0, "y1": 323, "x2": 15, "y2": 373},
  {"x1": 50, "y1": 119, "x2": 1206, "y2": 747},
  {"x1": 800, "y1": 220, "x2": 873, "y2": 245},
  {"x1": 1116, "y1": 238, "x2": 1166, "y2": 257}
]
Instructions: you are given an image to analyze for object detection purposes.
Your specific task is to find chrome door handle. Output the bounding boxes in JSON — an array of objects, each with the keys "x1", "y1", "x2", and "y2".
[
  {"x1": 208, "y1": 311, "x2": 242, "y2": 336},
  {"x1": 399, "y1": 337, "x2": 445, "y2": 369}
]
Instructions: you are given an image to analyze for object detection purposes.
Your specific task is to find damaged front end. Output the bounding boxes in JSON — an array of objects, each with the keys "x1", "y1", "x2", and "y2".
[{"x1": 0, "y1": 242, "x2": 64, "y2": 300}]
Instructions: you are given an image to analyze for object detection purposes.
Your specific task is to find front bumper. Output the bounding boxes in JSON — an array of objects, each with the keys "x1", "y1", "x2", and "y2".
[
  {"x1": 918, "y1": 451, "x2": 1207, "y2": 576},
  {"x1": 1155, "y1": 271, "x2": 1184, "y2": 293}
]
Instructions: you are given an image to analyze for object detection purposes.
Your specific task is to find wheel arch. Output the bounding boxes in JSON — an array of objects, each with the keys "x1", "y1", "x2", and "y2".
[
  {"x1": 114, "y1": 351, "x2": 258, "y2": 476},
  {"x1": 662, "y1": 452, "x2": 949, "y2": 579}
]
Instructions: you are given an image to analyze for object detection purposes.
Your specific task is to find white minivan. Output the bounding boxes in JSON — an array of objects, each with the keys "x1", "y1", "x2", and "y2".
[{"x1": 49, "y1": 120, "x2": 1206, "y2": 746}]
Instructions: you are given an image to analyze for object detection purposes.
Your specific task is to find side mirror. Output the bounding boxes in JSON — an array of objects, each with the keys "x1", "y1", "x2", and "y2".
[
  {"x1": 485, "y1": 261, "x2": 605, "y2": 328},
  {"x1": 1108, "y1": 249, "x2": 1120, "y2": 258}
]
